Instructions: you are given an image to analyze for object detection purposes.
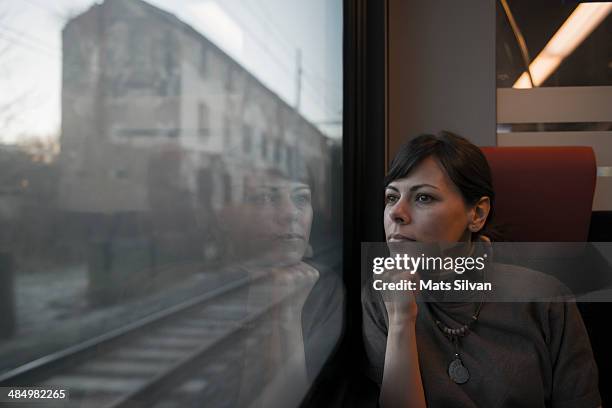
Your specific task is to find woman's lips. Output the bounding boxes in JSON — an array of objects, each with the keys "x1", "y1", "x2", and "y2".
[
  {"x1": 276, "y1": 233, "x2": 305, "y2": 241},
  {"x1": 388, "y1": 234, "x2": 416, "y2": 242}
]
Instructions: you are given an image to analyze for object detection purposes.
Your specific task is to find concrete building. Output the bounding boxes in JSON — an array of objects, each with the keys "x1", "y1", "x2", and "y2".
[{"x1": 58, "y1": 0, "x2": 334, "y2": 224}]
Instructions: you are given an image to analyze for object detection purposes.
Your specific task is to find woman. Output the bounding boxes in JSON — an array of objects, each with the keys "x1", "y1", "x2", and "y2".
[
  {"x1": 362, "y1": 132, "x2": 601, "y2": 407},
  {"x1": 230, "y1": 162, "x2": 342, "y2": 408}
]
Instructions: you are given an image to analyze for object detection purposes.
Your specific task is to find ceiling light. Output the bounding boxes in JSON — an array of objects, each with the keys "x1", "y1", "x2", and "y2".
[{"x1": 513, "y1": 3, "x2": 612, "y2": 88}]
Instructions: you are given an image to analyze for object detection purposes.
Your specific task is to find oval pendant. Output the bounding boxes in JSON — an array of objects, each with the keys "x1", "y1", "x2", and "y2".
[{"x1": 448, "y1": 358, "x2": 470, "y2": 384}]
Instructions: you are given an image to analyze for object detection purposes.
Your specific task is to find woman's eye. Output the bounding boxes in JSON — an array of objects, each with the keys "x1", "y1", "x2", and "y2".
[
  {"x1": 293, "y1": 193, "x2": 311, "y2": 207},
  {"x1": 415, "y1": 193, "x2": 433, "y2": 203},
  {"x1": 251, "y1": 192, "x2": 276, "y2": 205},
  {"x1": 385, "y1": 194, "x2": 399, "y2": 205}
]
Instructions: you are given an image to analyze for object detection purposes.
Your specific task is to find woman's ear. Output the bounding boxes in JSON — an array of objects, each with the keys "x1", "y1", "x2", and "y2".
[{"x1": 468, "y1": 196, "x2": 491, "y2": 233}]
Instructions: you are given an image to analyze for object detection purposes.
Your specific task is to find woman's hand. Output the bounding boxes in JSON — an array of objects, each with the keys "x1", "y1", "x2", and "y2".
[
  {"x1": 268, "y1": 262, "x2": 319, "y2": 309},
  {"x1": 379, "y1": 267, "x2": 426, "y2": 408},
  {"x1": 380, "y1": 268, "x2": 420, "y2": 325},
  {"x1": 378, "y1": 261, "x2": 426, "y2": 407}
]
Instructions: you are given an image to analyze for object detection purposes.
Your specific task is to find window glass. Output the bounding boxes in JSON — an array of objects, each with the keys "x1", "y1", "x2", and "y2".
[{"x1": 0, "y1": 0, "x2": 343, "y2": 406}]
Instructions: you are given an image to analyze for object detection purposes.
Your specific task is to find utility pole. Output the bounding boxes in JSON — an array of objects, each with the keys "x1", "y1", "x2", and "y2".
[{"x1": 295, "y1": 49, "x2": 302, "y2": 112}]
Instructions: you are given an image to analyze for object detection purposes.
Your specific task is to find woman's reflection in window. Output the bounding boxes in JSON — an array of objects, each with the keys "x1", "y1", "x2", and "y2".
[
  {"x1": 227, "y1": 161, "x2": 321, "y2": 408},
  {"x1": 241, "y1": 169, "x2": 314, "y2": 268}
]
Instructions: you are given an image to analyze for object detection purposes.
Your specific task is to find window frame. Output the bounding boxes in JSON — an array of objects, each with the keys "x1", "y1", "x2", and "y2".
[{"x1": 300, "y1": 0, "x2": 387, "y2": 406}]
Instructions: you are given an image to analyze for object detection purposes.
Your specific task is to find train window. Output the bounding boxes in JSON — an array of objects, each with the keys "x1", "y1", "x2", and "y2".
[
  {"x1": 496, "y1": 1, "x2": 612, "y2": 211},
  {"x1": 0, "y1": 0, "x2": 343, "y2": 407}
]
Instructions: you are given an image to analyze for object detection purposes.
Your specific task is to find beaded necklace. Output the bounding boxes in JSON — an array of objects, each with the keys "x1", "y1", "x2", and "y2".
[
  {"x1": 428, "y1": 243, "x2": 487, "y2": 384},
  {"x1": 430, "y1": 300, "x2": 484, "y2": 383}
]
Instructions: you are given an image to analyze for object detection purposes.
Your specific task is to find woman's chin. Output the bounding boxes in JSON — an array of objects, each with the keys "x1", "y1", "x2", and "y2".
[{"x1": 251, "y1": 247, "x2": 306, "y2": 268}]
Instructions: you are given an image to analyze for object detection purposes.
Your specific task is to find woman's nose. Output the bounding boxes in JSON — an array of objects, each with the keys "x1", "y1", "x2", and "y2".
[
  {"x1": 277, "y1": 195, "x2": 300, "y2": 221},
  {"x1": 388, "y1": 200, "x2": 411, "y2": 225}
]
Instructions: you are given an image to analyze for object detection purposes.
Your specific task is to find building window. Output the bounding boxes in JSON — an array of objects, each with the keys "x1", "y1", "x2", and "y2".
[
  {"x1": 225, "y1": 67, "x2": 235, "y2": 91},
  {"x1": 261, "y1": 135, "x2": 268, "y2": 160},
  {"x1": 285, "y1": 145, "x2": 293, "y2": 169},
  {"x1": 274, "y1": 140, "x2": 282, "y2": 163},
  {"x1": 223, "y1": 173, "x2": 232, "y2": 204},
  {"x1": 199, "y1": 45, "x2": 207, "y2": 77},
  {"x1": 223, "y1": 116, "x2": 231, "y2": 147},
  {"x1": 242, "y1": 125, "x2": 252, "y2": 153},
  {"x1": 198, "y1": 102, "x2": 210, "y2": 138}
]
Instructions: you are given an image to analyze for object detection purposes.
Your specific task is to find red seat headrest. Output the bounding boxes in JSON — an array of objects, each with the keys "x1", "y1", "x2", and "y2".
[{"x1": 481, "y1": 146, "x2": 596, "y2": 242}]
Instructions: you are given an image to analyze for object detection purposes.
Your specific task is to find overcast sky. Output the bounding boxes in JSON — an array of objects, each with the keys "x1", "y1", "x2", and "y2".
[{"x1": 0, "y1": 0, "x2": 342, "y2": 144}]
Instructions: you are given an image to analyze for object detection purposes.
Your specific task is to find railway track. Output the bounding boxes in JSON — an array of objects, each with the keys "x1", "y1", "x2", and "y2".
[{"x1": 0, "y1": 262, "x2": 326, "y2": 408}]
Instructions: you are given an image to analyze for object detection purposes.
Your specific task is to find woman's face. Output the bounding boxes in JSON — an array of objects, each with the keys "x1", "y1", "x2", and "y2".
[
  {"x1": 384, "y1": 156, "x2": 474, "y2": 244},
  {"x1": 240, "y1": 174, "x2": 313, "y2": 266}
]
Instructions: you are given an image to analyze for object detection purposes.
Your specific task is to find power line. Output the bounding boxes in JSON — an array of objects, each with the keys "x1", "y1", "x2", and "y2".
[
  {"x1": 238, "y1": 0, "x2": 341, "y2": 102},
  {"x1": 302, "y1": 70, "x2": 342, "y2": 103},
  {"x1": 219, "y1": 3, "x2": 338, "y2": 118},
  {"x1": 218, "y1": 6, "x2": 314, "y2": 107},
  {"x1": 303, "y1": 66, "x2": 341, "y2": 90},
  {"x1": 0, "y1": 23, "x2": 92, "y2": 80},
  {"x1": 242, "y1": 0, "x2": 296, "y2": 59},
  {"x1": 0, "y1": 23, "x2": 100, "y2": 84},
  {"x1": 2, "y1": 3, "x2": 342, "y2": 132},
  {"x1": 300, "y1": 79, "x2": 342, "y2": 119},
  {"x1": 0, "y1": 22, "x2": 57, "y2": 51},
  {"x1": 218, "y1": 5, "x2": 294, "y2": 76},
  {"x1": 21, "y1": 0, "x2": 65, "y2": 21},
  {"x1": 242, "y1": 0, "x2": 340, "y2": 92},
  {"x1": 1, "y1": 17, "x2": 336, "y2": 117},
  {"x1": 0, "y1": 27, "x2": 59, "y2": 58}
]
